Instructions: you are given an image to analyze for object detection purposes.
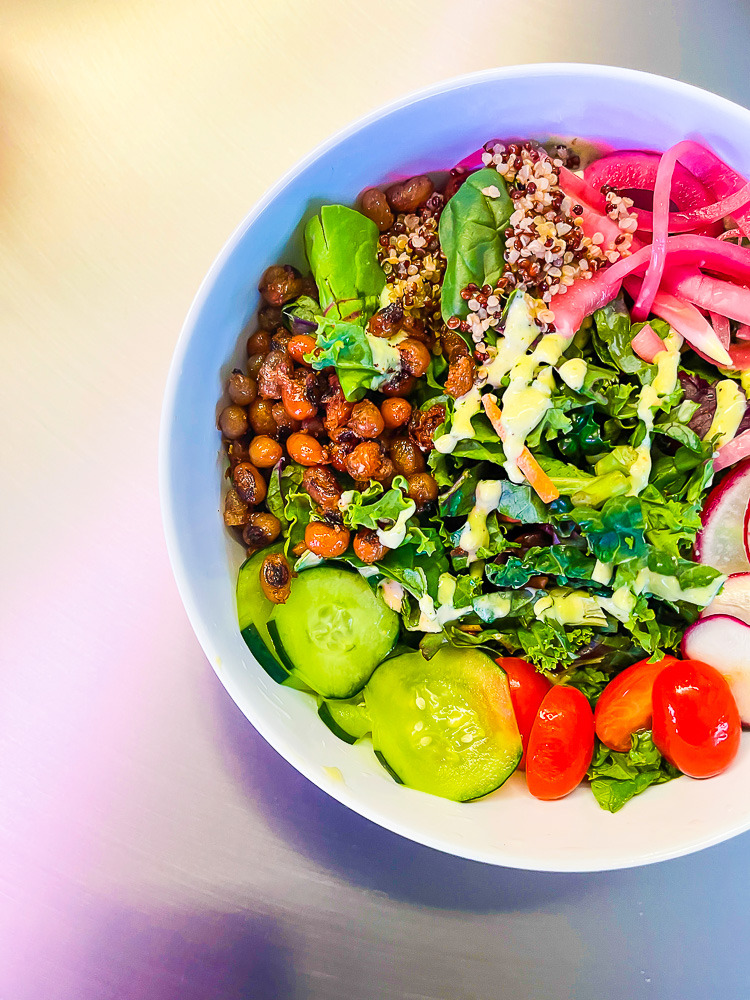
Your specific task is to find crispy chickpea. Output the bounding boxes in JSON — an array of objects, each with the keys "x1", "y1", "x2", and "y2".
[
  {"x1": 287, "y1": 334, "x2": 317, "y2": 364},
  {"x1": 247, "y1": 353, "x2": 266, "y2": 378},
  {"x1": 271, "y1": 401, "x2": 300, "y2": 434},
  {"x1": 259, "y1": 551, "x2": 293, "y2": 604},
  {"x1": 242, "y1": 512, "x2": 282, "y2": 549},
  {"x1": 218, "y1": 404, "x2": 248, "y2": 440},
  {"x1": 226, "y1": 438, "x2": 251, "y2": 469},
  {"x1": 258, "y1": 351, "x2": 293, "y2": 399},
  {"x1": 300, "y1": 415, "x2": 325, "y2": 437},
  {"x1": 389, "y1": 437, "x2": 426, "y2": 476},
  {"x1": 228, "y1": 369, "x2": 257, "y2": 406},
  {"x1": 305, "y1": 521, "x2": 350, "y2": 558},
  {"x1": 232, "y1": 462, "x2": 267, "y2": 505},
  {"x1": 386, "y1": 175, "x2": 434, "y2": 213},
  {"x1": 398, "y1": 338, "x2": 431, "y2": 377},
  {"x1": 287, "y1": 432, "x2": 327, "y2": 466},
  {"x1": 407, "y1": 473, "x2": 439, "y2": 508},
  {"x1": 360, "y1": 188, "x2": 394, "y2": 231},
  {"x1": 345, "y1": 441, "x2": 383, "y2": 480},
  {"x1": 258, "y1": 304, "x2": 283, "y2": 330},
  {"x1": 381, "y1": 397, "x2": 412, "y2": 429},
  {"x1": 223, "y1": 487, "x2": 251, "y2": 526},
  {"x1": 348, "y1": 399, "x2": 385, "y2": 439},
  {"x1": 246, "y1": 330, "x2": 271, "y2": 355},
  {"x1": 302, "y1": 465, "x2": 342, "y2": 510},
  {"x1": 248, "y1": 398, "x2": 277, "y2": 436},
  {"x1": 380, "y1": 372, "x2": 416, "y2": 397},
  {"x1": 258, "y1": 264, "x2": 302, "y2": 306},
  {"x1": 281, "y1": 379, "x2": 317, "y2": 421},
  {"x1": 368, "y1": 302, "x2": 404, "y2": 338},
  {"x1": 270, "y1": 328, "x2": 294, "y2": 354},
  {"x1": 353, "y1": 528, "x2": 388, "y2": 564},
  {"x1": 248, "y1": 435, "x2": 283, "y2": 468}
]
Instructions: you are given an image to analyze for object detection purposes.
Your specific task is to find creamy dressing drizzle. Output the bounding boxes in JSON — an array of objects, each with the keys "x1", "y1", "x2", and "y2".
[
  {"x1": 458, "y1": 480, "x2": 504, "y2": 563},
  {"x1": 705, "y1": 379, "x2": 746, "y2": 447},
  {"x1": 630, "y1": 330, "x2": 682, "y2": 496}
]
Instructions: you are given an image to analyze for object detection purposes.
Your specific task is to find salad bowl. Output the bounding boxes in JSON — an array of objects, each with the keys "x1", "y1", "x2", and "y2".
[{"x1": 161, "y1": 64, "x2": 750, "y2": 871}]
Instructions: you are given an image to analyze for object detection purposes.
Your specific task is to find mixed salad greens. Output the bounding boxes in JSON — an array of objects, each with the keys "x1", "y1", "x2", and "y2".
[{"x1": 222, "y1": 136, "x2": 750, "y2": 811}]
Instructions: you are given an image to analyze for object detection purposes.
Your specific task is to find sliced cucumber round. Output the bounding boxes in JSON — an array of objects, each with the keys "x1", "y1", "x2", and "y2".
[
  {"x1": 318, "y1": 694, "x2": 372, "y2": 744},
  {"x1": 268, "y1": 566, "x2": 399, "y2": 698},
  {"x1": 236, "y1": 545, "x2": 289, "y2": 684},
  {"x1": 364, "y1": 646, "x2": 522, "y2": 801}
]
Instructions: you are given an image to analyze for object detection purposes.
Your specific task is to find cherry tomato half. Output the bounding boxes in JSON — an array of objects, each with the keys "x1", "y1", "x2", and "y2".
[
  {"x1": 496, "y1": 657, "x2": 552, "y2": 770},
  {"x1": 652, "y1": 659, "x2": 741, "y2": 778},
  {"x1": 526, "y1": 686, "x2": 595, "y2": 800},
  {"x1": 595, "y1": 655, "x2": 680, "y2": 753}
]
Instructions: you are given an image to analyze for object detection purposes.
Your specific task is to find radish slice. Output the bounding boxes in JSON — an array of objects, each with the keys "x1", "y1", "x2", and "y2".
[
  {"x1": 701, "y1": 572, "x2": 750, "y2": 624},
  {"x1": 682, "y1": 614, "x2": 750, "y2": 724},
  {"x1": 695, "y1": 460, "x2": 750, "y2": 573},
  {"x1": 714, "y1": 429, "x2": 750, "y2": 473},
  {"x1": 584, "y1": 149, "x2": 715, "y2": 214},
  {"x1": 729, "y1": 344, "x2": 750, "y2": 371},
  {"x1": 631, "y1": 323, "x2": 664, "y2": 363}
]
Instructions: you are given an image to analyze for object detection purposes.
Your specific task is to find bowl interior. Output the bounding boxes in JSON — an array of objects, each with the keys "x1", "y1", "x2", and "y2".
[{"x1": 161, "y1": 64, "x2": 750, "y2": 871}]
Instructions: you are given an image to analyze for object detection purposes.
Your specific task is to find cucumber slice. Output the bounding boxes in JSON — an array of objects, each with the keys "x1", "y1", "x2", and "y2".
[
  {"x1": 268, "y1": 566, "x2": 399, "y2": 698},
  {"x1": 318, "y1": 694, "x2": 372, "y2": 744},
  {"x1": 236, "y1": 545, "x2": 289, "y2": 684},
  {"x1": 365, "y1": 646, "x2": 522, "y2": 801}
]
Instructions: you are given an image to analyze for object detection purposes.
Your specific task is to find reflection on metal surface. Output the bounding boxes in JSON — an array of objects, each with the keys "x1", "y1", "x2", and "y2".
[{"x1": 4, "y1": 0, "x2": 750, "y2": 997}]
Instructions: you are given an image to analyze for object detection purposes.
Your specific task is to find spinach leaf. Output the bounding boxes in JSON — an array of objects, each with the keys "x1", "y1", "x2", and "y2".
[
  {"x1": 304, "y1": 205, "x2": 385, "y2": 321},
  {"x1": 309, "y1": 317, "x2": 400, "y2": 401},
  {"x1": 567, "y1": 496, "x2": 647, "y2": 565},
  {"x1": 588, "y1": 731, "x2": 681, "y2": 813},
  {"x1": 439, "y1": 168, "x2": 513, "y2": 322}
]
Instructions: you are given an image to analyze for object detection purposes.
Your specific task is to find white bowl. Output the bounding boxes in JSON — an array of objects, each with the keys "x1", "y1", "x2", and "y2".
[{"x1": 160, "y1": 64, "x2": 750, "y2": 871}]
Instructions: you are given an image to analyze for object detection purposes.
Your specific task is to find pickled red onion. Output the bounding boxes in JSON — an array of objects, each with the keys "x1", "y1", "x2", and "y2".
[
  {"x1": 631, "y1": 323, "x2": 666, "y2": 363},
  {"x1": 714, "y1": 428, "x2": 750, "y2": 472}
]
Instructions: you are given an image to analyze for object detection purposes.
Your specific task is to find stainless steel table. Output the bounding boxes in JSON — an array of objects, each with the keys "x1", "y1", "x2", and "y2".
[{"x1": 3, "y1": 2, "x2": 750, "y2": 997}]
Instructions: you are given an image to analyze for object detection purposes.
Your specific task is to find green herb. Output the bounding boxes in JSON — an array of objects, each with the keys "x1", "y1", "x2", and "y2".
[
  {"x1": 588, "y1": 731, "x2": 681, "y2": 813},
  {"x1": 439, "y1": 168, "x2": 513, "y2": 323}
]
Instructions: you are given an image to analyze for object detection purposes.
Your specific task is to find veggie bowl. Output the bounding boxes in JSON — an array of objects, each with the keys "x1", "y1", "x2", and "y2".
[{"x1": 161, "y1": 65, "x2": 750, "y2": 871}]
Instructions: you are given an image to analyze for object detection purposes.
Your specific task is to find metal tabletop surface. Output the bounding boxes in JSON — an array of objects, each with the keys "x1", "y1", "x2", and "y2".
[{"x1": 4, "y1": 2, "x2": 750, "y2": 997}]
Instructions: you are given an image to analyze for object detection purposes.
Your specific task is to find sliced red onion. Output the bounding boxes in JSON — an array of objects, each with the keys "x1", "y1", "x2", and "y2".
[
  {"x1": 709, "y1": 311, "x2": 731, "y2": 349},
  {"x1": 631, "y1": 323, "x2": 665, "y2": 362},
  {"x1": 715, "y1": 429, "x2": 750, "y2": 472},
  {"x1": 662, "y1": 268, "x2": 750, "y2": 327}
]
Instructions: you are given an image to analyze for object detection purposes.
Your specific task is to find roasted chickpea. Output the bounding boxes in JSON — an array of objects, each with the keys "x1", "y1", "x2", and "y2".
[
  {"x1": 305, "y1": 521, "x2": 350, "y2": 558},
  {"x1": 248, "y1": 398, "x2": 278, "y2": 436},
  {"x1": 242, "y1": 512, "x2": 281, "y2": 549},
  {"x1": 259, "y1": 551, "x2": 293, "y2": 603},
  {"x1": 345, "y1": 441, "x2": 383, "y2": 480},
  {"x1": 248, "y1": 435, "x2": 283, "y2": 468},
  {"x1": 257, "y1": 305, "x2": 283, "y2": 330},
  {"x1": 300, "y1": 415, "x2": 325, "y2": 437},
  {"x1": 389, "y1": 437, "x2": 426, "y2": 476},
  {"x1": 445, "y1": 355, "x2": 476, "y2": 399},
  {"x1": 287, "y1": 432, "x2": 327, "y2": 466},
  {"x1": 380, "y1": 372, "x2": 416, "y2": 397},
  {"x1": 386, "y1": 175, "x2": 434, "y2": 213},
  {"x1": 271, "y1": 401, "x2": 300, "y2": 434},
  {"x1": 348, "y1": 399, "x2": 385, "y2": 439},
  {"x1": 398, "y1": 338, "x2": 431, "y2": 377},
  {"x1": 226, "y1": 438, "x2": 251, "y2": 469},
  {"x1": 247, "y1": 353, "x2": 266, "y2": 378},
  {"x1": 381, "y1": 397, "x2": 412, "y2": 429},
  {"x1": 302, "y1": 465, "x2": 342, "y2": 510},
  {"x1": 232, "y1": 462, "x2": 267, "y2": 505},
  {"x1": 218, "y1": 404, "x2": 248, "y2": 440},
  {"x1": 409, "y1": 403, "x2": 446, "y2": 452},
  {"x1": 407, "y1": 472, "x2": 439, "y2": 508},
  {"x1": 246, "y1": 330, "x2": 271, "y2": 355},
  {"x1": 258, "y1": 264, "x2": 303, "y2": 306},
  {"x1": 228, "y1": 369, "x2": 257, "y2": 405},
  {"x1": 353, "y1": 528, "x2": 388, "y2": 564},
  {"x1": 223, "y1": 487, "x2": 251, "y2": 526},
  {"x1": 360, "y1": 188, "x2": 394, "y2": 231},
  {"x1": 258, "y1": 351, "x2": 293, "y2": 399},
  {"x1": 281, "y1": 379, "x2": 317, "y2": 421},
  {"x1": 287, "y1": 334, "x2": 317, "y2": 364}
]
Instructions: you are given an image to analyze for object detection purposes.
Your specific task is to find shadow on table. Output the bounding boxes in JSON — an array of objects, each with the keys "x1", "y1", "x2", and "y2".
[
  {"x1": 210, "y1": 676, "x2": 593, "y2": 914},
  {"x1": 5, "y1": 902, "x2": 295, "y2": 1000}
]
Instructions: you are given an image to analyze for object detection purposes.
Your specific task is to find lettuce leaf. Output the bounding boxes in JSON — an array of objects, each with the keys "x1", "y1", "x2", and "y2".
[
  {"x1": 309, "y1": 317, "x2": 400, "y2": 401},
  {"x1": 588, "y1": 731, "x2": 681, "y2": 813}
]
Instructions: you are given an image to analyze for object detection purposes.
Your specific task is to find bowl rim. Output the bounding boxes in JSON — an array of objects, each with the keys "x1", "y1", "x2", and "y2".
[{"x1": 159, "y1": 62, "x2": 750, "y2": 871}]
